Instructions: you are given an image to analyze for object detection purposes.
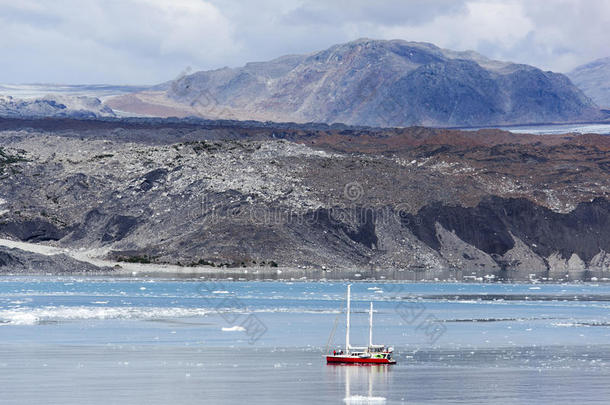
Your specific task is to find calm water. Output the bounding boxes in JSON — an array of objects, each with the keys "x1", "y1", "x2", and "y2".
[{"x1": 2, "y1": 278, "x2": 610, "y2": 404}]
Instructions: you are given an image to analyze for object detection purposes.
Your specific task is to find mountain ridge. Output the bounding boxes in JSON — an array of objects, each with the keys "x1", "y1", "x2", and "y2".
[{"x1": 108, "y1": 38, "x2": 601, "y2": 127}]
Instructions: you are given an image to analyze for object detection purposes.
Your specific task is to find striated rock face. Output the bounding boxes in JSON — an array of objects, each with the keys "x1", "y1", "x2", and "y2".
[
  {"x1": 0, "y1": 117, "x2": 608, "y2": 280},
  {"x1": 569, "y1": 57, "x2": 610, "y2": 108},
  {"x1": 111, "y1": 38, "x2": 602, "y2": 127},
  {"x1": 404, "y1": 197, "x2": 610, "y2": 281}
]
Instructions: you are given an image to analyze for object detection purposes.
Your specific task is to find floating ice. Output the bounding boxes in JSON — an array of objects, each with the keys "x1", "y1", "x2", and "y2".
[
  {"x1": 3, "y1": 312, "x2": 38, "y2": 325},
  {"x1": 0, "y1": 306, "x2": 208, "y2": 325},
  {"x1": 221, "y1": 326, "x2": 246, "y2": 332}
]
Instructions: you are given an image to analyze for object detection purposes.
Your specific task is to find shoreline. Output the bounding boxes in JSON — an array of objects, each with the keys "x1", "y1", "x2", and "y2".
[{"x1": 0, "y1": 238, "x2": 608, "y2": 283}]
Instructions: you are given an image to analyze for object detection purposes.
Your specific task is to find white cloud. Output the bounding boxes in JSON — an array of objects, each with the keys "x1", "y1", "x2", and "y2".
[
  {"x1": 0, "y1": 0, "x2": 609, "y2": 84},
  {"x1": 0, "y1": 0, "x2": 237, "y2": 83},
  {"x1": 519, "y1": 0, "x2": 610, "y2": 71},
  {"x1": 379, "y1": 1, "x2": 534, "y2": 59},
  {"x1": 377, "y1": 0, "x2": 610, "y2": 72}
]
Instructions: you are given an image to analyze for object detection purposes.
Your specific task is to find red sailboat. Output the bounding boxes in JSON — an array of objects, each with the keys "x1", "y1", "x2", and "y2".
[{"x1": 326, "y1": 284, "x2": 396, "y2": 365}]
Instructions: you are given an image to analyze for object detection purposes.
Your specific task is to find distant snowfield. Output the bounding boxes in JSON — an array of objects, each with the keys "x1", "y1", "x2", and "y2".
[
  {"x1": 0, "y1": 83, "x2": 148, "y2": 102},
  {"x1": 501, "y1": 123, "x2": 610, "y2": 135}
]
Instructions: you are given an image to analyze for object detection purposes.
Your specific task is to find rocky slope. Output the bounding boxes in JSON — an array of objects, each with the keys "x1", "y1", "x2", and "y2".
[
  {"x1": 569, "y1": 57, "x2": 610, "y2": 108},
  {"x1": 0, "y1": 117, "x2": 608, "y2": 281},
  {"x1": 0, "y1": 246, "x2": 107, "y2": 274},
  {"x1": 108, "y1": 38, "x2": 601, "y2": 127}
]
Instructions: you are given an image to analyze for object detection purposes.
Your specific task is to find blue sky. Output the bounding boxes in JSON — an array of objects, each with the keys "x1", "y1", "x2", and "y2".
[{"x1": 1, "y1": 0, "x2": 609, "y2": 84}]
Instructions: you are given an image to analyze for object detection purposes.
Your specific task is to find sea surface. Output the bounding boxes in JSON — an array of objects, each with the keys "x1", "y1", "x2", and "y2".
[{"x1": 2, "y1": 278, "x2": 610, "y2": 404}]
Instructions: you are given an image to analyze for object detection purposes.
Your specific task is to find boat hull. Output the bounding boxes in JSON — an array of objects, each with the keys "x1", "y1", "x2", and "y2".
[{"x1": 326, "y1": 356, "x2": 396, "y2": 364}]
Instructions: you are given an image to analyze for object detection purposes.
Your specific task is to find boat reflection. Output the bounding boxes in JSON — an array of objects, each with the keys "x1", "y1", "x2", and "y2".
[{"x1": 327, "y1": 363, "x2": 391, "y2": 402}]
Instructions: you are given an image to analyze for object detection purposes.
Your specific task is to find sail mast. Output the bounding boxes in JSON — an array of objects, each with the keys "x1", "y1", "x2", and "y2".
[
  {"x1": 369, "y1": 301, "x2": 373, "y2": 347},
  {"x1": 345, "y1": 284, "x2": 351, "y2": 353}
]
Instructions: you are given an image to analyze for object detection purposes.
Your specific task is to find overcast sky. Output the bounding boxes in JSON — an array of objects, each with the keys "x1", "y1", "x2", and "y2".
[{"x1": 1, "y1": 0, "x2": 609, "y2": 85}]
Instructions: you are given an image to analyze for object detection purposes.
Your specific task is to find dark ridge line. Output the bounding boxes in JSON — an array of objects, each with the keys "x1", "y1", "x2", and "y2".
[
  {"x1": 1, "y1": 114, "x2": 608, "y2": 135},
  {"x1": 0, "y1": 115, "x2": 373, "y2": 133},
  {"x1": 441, "y1": 317, "x2": 560, "y2": 323}
]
